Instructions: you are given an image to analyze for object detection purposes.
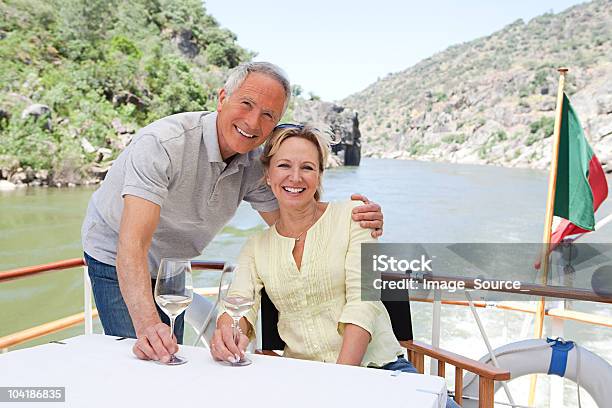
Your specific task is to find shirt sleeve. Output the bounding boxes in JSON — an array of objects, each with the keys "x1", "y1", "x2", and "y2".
[
  {"x1": 217, "y1": 236, "x2": 263, "y2": 341},
  {"x1": 337, "y1": 201, "x2": 385, "y2": 338},
  {"x1": 121, "y1": 134, "x2": 171, "y2": 207}
]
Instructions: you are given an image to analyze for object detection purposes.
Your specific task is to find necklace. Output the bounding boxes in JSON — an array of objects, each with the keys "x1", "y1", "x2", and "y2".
[{"x1": 279, "y1": 205, "x2": 318, "y2": 242}]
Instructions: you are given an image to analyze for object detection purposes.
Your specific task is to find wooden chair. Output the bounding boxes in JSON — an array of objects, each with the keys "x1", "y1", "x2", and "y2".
[{"x1": 255, "y1": 289, "x2": 510, "y2": 408}]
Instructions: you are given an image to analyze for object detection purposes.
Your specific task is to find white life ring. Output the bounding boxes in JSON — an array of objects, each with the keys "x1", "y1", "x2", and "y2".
[{"x1": 461, "y1": 338, "x2": 611, "y2": 408}]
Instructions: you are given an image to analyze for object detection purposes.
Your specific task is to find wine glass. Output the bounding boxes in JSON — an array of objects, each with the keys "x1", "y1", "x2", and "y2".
[
  {"x1": 154, "y1": 258, "x2": 194, "y2": 365},
  {"x1": 220, "y1": 263, "x2": 255, "y2": 366}
]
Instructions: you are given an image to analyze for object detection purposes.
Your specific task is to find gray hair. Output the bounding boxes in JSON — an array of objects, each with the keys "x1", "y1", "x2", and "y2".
[{"x1": 223, "y1": 62, "x2": 291, "y2": 114}]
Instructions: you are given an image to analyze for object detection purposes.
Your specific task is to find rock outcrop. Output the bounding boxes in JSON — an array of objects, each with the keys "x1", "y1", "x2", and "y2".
[
  {"x1": 21, "y1": 103, "x2": 52, "y2": 130},
  {"x1": 293, "y1": 99, "x2": 362, "y2": 166},
  {"x1": 172, "y1": 29, "x2": 199, "y2": 59}
]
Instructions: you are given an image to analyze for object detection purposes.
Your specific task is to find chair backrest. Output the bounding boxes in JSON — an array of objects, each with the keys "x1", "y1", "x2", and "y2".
[
  {"x1": 261, "y1": 289, "x2": 285, "y2": 350},
  {"x1": 185, "y1": 292, "x2": 217, "y2": 347},
  {"x1": 260, "y1": 287, "x2": 413, "y2": 350}
]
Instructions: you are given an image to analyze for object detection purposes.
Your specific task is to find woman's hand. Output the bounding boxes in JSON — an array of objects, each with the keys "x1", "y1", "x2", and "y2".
[{"x1": 210, "y1": 314, "x2": 250, "y2": 363}]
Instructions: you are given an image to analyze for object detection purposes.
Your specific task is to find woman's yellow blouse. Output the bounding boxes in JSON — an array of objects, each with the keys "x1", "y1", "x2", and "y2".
[{"x1": 221, "y1": 200, "x2": 403, "y2": 367}]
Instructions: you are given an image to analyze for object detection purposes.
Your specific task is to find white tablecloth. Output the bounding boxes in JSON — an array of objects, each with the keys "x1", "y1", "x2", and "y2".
[{"x1": 0, "y1": 335, "x2": 447, "y2": 407}]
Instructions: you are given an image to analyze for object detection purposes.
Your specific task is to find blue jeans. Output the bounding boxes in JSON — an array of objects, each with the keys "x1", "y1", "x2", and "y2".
[
  {"x1": 380, "y1": 357, "x2": 461, "y2": 408},
  {"x1": 84, "y1": 252, "x2": 184, "y2": 343}
]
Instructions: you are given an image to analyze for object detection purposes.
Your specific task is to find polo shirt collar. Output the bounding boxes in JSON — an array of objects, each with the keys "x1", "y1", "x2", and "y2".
[
  {"x1": 202, "y1": 112, "x2": 223, "y2": 163},
  {"x1": 202, "y1": 111, "x2": 252, "y2": 168}
]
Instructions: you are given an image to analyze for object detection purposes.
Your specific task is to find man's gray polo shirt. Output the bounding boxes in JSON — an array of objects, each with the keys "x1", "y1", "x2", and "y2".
[{"x1": 81, "y1": 111, "x2": 278, "y2": 276}]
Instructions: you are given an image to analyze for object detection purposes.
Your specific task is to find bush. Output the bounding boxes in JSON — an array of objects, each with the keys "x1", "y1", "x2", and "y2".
[
  {"x1": 531, "y1": 70, "x2": 548, "y2": 87},
  {"x1": 525, "y1": 133, "x2": 540, "y2": 146},
  {"x1": 109, "y1": 36, "x2": 142, "y2": 59},
  {"x1": 494, "y1": 130, "x2": 508, "y2": 141},
  {"x1": 206, "y1": 43, "x2": 229, "y2": 67},
  {"x1": 434, "y1": 92, "x2": 448, "y2": 102},
  {"x1": 529, "y1": 116, "x2": 555, "y2": 137},
  {"x1": 0, "y1": 118, "x2": 56, "y2": 170},
  {"x1": 291, "y1": 85, "x2": 302, "y2": 97},
  {"x1": 478, "y1": 145, "x2": 489, "y2": 160},
  {"x1": 442, "y1": 133, "x2": 467, "y2": 144}
]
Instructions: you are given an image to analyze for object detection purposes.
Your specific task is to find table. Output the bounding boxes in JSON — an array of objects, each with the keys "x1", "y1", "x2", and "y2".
[{"x1": 0, "y1": 335, "x2": 447, "y2": 407}]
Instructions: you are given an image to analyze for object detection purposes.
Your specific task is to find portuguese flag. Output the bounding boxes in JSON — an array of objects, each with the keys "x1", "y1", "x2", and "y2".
[{"x1": 550, "y1": 93, "x2": 608, "y2": 245}]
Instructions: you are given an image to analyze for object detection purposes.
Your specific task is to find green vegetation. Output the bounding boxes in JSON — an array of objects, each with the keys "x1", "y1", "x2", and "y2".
[
  {"x1": 441, "y1": 133, "x2": 467, "y2": 144},
  {"x1": 525, "y1": 133, "x2": 540, "y2": 146},
  {"x1": 519, "y1": 87, "x2": 530, "y2": 98},
  {"x1": 529, "y1": 116, "x2": 555, "y2": 137},
  {"x1": 291, "y1": 84, "x2": 303, "y2": 97},
  {"x1": 434, "y1": 92, "x2": 448, "y2": 102},
  {"x1": 514, "y1": 148, "x2": 522, "y2": 159},
  {"x1": 493, "y1": 130, "x2": 507, "y2": 141},
  {"x1": 0, "y1": 0, "x2": 252, "y2": 182},
  {"x1": 531, "y1": 69, "x2": 548, "y2": 88},
  {"x1": 408, "y1": 140, "x2": 432, "y2": 156},
  {"x1": 308, "y1": 92, "x2": 321, "y2": 101},
  {"x1": 477, "y1": 144, "x2": 489, "y2": 160},
  {"x1": 477, "y1": 130, "x2": 507, "y2": 159}
]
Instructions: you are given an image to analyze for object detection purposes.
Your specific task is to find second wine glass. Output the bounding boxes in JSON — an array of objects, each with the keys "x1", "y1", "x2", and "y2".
[{"x1": 220, "y1": 264, "x2": 255, "y2": 366}]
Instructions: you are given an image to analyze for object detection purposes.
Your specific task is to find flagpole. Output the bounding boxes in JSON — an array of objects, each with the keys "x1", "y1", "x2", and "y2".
[{"x1": 528, "y1": 67, "x2": 568, "y2": 406}]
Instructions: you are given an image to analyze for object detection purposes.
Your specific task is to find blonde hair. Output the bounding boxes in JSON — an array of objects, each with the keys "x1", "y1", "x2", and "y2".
[{"x1": 261, "y1": 124, "x2": 332, "y2": 201}]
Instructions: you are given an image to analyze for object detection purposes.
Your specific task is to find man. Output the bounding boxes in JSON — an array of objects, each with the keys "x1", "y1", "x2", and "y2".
[{"x1": 81, "y1": 62, "x2": 384, "y2": 363}]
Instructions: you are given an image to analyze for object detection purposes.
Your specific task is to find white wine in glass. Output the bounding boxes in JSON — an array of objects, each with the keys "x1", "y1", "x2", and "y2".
[
  {"x1": 154, "y1": 258, "x2": 193, "y2": 365},
  {"x1": 223, "y1": 296, "x2": 255, "y2": 318},
  {"x1": 156, "y1": 294, "x2": 192, "y2": 317},
  {"x1": 220, "y1": 264, "x2": 255, "y2": 366}
]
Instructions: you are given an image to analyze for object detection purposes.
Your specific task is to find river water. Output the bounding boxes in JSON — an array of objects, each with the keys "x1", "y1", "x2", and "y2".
[{"x1": 1, "y1": 158, "x2": 610, "y2": 407}]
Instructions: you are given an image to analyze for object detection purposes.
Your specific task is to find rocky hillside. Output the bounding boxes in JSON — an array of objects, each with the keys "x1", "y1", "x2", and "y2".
[
  {"x1": 292, "y1": 98, "x2": 362, "y2": 166},
  {"x1": 0, "y1": 0, "x2": 251, "y2": 186},
  {"x1": 343, "y1": 0, "x2": 612, "y2": 172}
]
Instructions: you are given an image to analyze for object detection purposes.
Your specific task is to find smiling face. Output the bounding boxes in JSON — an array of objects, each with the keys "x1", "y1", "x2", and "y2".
[
  {"x1": 216, "y1": 72, "x2": 287, "y2": 160},
  {"x1": 266, "y1": 137, "x2": 322, "y2": 209}
]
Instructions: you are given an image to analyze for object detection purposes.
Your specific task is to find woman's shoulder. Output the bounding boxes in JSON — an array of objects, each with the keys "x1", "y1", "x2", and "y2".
[
  {"x1": 320, "y1": 201, "x2": 361, "y2": 232},
  {"x1": 327, "y1": 200, "x2": 376, "y2": 242},
  {"x1": 327, "y1": 199, "x2": 360, "y2": 215}
]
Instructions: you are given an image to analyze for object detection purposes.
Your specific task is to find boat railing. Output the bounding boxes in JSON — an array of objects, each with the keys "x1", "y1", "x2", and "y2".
[
  {"x1": 0, "y1": 258, "x2": 224, "y2": 352},
  {"x1": 1, "y1": 259, "x2": 611, "y2": 353}
]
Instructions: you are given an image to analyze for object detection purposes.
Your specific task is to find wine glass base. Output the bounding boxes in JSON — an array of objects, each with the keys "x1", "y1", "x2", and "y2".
[
  {"x1": 156, "y1": 355, "x2": 188, "y2": 365},
  {"x1": 221, "y1": 356, "x2": 252, "y2": 366}
]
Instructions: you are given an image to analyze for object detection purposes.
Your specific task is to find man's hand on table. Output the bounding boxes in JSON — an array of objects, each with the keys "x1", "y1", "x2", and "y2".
[
  {"x1": 351, "y1": 194, "x2": 384, "y2": 238},
  {"x1": 210, "y1": 315, "x2": 249, "y2": 363},
  {"x1": 132, "y1": 322, "x2": 178, "y2": 363}
]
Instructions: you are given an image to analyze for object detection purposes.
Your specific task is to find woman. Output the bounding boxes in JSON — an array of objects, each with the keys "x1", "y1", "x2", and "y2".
[{"x1": 210, "y1": 124, "x2": 459, "y2": 407}]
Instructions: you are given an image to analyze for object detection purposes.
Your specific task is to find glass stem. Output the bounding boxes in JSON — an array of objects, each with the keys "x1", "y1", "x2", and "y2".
[
  {"x1": 232, "y1": 317, "x2": 240, "y2": 345},
  {"x1": 169, "y1": 316, "x2": 176, "y2": 352}
]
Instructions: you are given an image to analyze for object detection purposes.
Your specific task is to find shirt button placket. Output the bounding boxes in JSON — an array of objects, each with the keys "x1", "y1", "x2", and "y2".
[{"x1": 208, "y1": 166, "x2": 222, "y2": 204}]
